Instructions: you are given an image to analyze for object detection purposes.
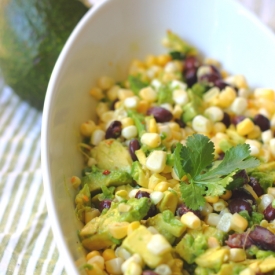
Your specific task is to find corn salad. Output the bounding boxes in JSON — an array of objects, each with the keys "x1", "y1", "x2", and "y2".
[{"x1": 73, "y1": 31, "x2": 275, "y2": 275}]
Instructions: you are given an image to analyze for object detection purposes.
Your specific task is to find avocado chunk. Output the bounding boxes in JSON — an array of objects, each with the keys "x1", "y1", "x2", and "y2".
[
  {"x1": 90, "y1": 139, "x2": 133, "y2": 173},
  {"x1": 175, "y1": 232, "x2": 208, "y2": 264},
  {"x1": 146, "y1": 210, "x2": 186, "y2": 244},
  {"x1": 0, "y1": 0, "x2": 88, "y2": 109},
  {"x1": 82, "y1": 166, "x2": 133, "y2": 196},
  {"x1": 80, "y1": 198, "x2": 151, "y2": 250},
  {"x1": 75, "y1": 183, "x2": 92, "y2": 223},
  {"x1": 157, "y1": 190, "x2": 178, "y2": 214},
  {"x1": 130, "y1": 161, "x2": 149, "y2": 188},
  {"x1": 122, "y1": 225, "x2": 173, "y2": 268},
  {"x1": 195, "y1": 247, "x2": 230, "y2": 272}
]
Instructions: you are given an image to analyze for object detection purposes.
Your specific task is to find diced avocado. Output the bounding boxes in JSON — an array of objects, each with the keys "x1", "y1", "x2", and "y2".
[
  {"x1": 157, "y1": 190, "x2": 178, "y2": 214},
  {"x1": 217, "y1": 263, "x2": 246, "y2": 275},
  {"x1": 82, "y1": 166, "x2": 133, "y2": 196},
  {"x1": 258, "y1": 256, "x2": 275, "y2": 273},
  {"x1": 201, "y1": 225, "x2": 227, "y2": 245},
  {"x1": 175, "y1": 233, "x2": 208, "y2": 264},
  {"x1": 80, "y1": 198, "x2": 151, "y2": 250},
  {"x1": 195, "y1": 247, "x2": 230, "y2": 272},
  {"x1": 90, "y1": 139, "x2": 132, "y2": 173},
  {"x1": 75, "y1": 184, "x2": 91, "y2": 223},
  {"x1": 122, "y1": 225, "x2": 173, "y2": 268},
  {"x1": 181, "y1": 90, "x2": 203, "y2": 122},
  {"x1": 130, "y1": 161, "x2": 149, "y2": 188},
  {"x1": 146, "y1": 210, "x2": 186, "y2": 244},
  {"x1": 247, "y1": 245, "x2": 275, "y2": 259}
]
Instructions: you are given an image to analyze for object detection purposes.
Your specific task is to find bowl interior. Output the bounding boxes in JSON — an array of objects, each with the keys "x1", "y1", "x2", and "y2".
[{"x1": 41, "y1": 0, "x2": 275, "y2": 274}]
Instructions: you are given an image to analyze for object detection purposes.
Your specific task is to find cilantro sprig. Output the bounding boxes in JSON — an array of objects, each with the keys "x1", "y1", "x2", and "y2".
[{"x1": 173, "y1": 134, "x2": 260, "y2": 210}]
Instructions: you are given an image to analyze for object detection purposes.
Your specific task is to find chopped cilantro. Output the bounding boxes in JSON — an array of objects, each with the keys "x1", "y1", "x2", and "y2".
[
  {"x1": 128, "y1": 75, "x2": 148, "y2": 95},
  {"x1": 173, "y1": 134, "x2": 260, "y2": 210}
]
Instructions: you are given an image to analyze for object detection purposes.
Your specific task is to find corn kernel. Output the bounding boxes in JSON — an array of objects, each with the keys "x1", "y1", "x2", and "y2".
[
  {"x1": 86, "y1": 251, "x2": 101, "y2": 261},
  {"x1": 87, "y1": 255, "x2": 105, "y2": 270},
  {"x1": 230, "y1": 97, "x2": 248, "y2": 115},
  {"x1": 172, "y1": 104, "x2": 183, "y2": 119},
  {"x1": 154, "y1": 181, "x2": 170, "y2": 192},
  {"x1": 105, "y1": 257, "x2": 124, "y2": 274},
  {"x1": 85, "y1": 208, "x2": 100, "y2": 224},
  {"x1": 157, "y1": 54, "x2": 172, "y2": 66},
  {"x1": 139, "y1": 86, "x2": 157, "y2": 102},
  {"x1": 147, "y1": 234, "x2": 172, "y2": 256},
  {"x1": 137, "y1": 99, "x2": 150, "y2": 114},
  {"x1": 218, "y1": 86, "x2": 236, "y2": 108},
  {"x1": 127, "y1": 221, "x2": 140, "y2": 235},
  {"x1": 212, "y1": 122, "x2": 226, "y2": 134},
  {"x1": 135, "y1": 149, "x2": 147, "y2": 166},
  {"x1": 154, "y1": 264, "x2": 172, "y2": 275},
  {"x1": 203, "y1": 87, "x2": 220, "y2": 104},
  {"x1": 205, "y1": 213, "x2": 221, "y2": 227},
  {"x1": 181, "y1": 212, "x2": 201, "y2": 229},
  {"x1": 121, "y1": 254, "x2": 143, "y2": 273},
  {"x1": 108, "y1": 222, "x2": 129, "y2": 239},
  {"x1": 231, "y1": 213, "x2": 248, "y2": 232},
  {"x1": 97, "y1": 76, "x2": 115, "y2": 90},
  {"x1": 106, "y1": 85, "x2": 120, "y2": 101},
  {"x1": 236, "y1": 118, "x2": 254, "y2": 136},
  {"x1": 96, "y1": 102, "x2": 109, "y2": 117},
  {"x1": 141, "y1": 133, "x2": 161, "y2": 148},
  {"x1": 200, "y1": 202, "x2": 213, "y2": 217},
  {"x1": 121, "y1": 117, "x2": 134, "y2": 128},
  {"x1": 208, "y1": 236, "x2": 220, "y2": 248},
  {"x1": 204, "y1": 106, "x2": 224, "y2": 122},
  {"x1": 216, "y1": 212, "x2": 232, "y2": 232},
  {"x1": 213, "y1": 199, "x2": 227, "y2": 212},
  {"x1": 205, "y1": 196, "x2": 219, "y2": 203},
  {"x1": 247, "y1": 125, "x2": 261, "y2": 139},
  {"x1": 192, "y1": 115, "x2": 213, "y2": 134},
  {"x1": 90, "y1": 87, "x2": 104, "y2": 100},
  {"x1": 220, "y1": 190, "x2": 232, "y2": 201},
  {"x1": 90, "y1": 129, "x2": 105, "y2": 146},
  {"x1": 173, "y1": 89, "x2": 189, "y2": 106},
  {"x1": 122, "y1": 125, "x2": 138, "y2": 139},
  {"x1": 102, "y1": 249, "x2": 116, "y2": 261},
  {"x1": 225, "y1": 74, "x2": 248, "y2": 89},
  {"x1": 146, "y1": 151, "x2": 167, "y2": 173},
  {"x1": 146, "y1": 117, "x2": 158, "y2": 133},
  {"x1": 118, "y1": 88, "x2": 134, "y2": 101},
  {"x1": 148, "y1": 173, "x2": 167, "y2": 190},
  {"x1": 229, "y1": 248, "x2": 246, "y2": 262},
  {"x1": 80, "y1": 120, "x2": 96, "y2": 137},
  {"x1": 124, "y1": 96, "x2": 139, "y2": 109},
  {"x1": 150, "y1": 191, "x2": 164, "y2": 205},
  {"x1": 254, "y1": 88, "x2": 275, "y2": 101}
]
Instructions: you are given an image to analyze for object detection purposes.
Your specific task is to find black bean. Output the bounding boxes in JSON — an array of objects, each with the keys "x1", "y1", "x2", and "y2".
[
  {"x1": 128, "y1": 139, "x2": 140, "y2": 161},
  {"x1": 105, "y1": 120, "x2": 122, "y2": 139},
  {"x1": 228, "y1": 198, "x2": 253, "y2": 215},
  {"x1": 221, "y1": 112, "x2": 231, "y2": 128},
  {"x1": 231, "y1": 187, "x2": 256, "y2": 204},
  {"x1": 253, "y1": 114, "x2": 270, "y2": 131},
  {"x1": 184, "y1": 67, "x2": 198, "y2": 87},
  {"x1": 175, "y1": 118, "x2": 186, "y2": 128},
  {"x1": 142, "y1": 271, "x2": 159, "y2": 275},
  {"x1": 214, "y1": 79, "x2": 230, "y2": 90},
  {"x1": 144, "y1": 203, "x2": 158, "y2": 219},
  {"x1": 263, "y1": 203, "x2": 275, "y2": 222},
  {"x1": 231, "y1": 115, "x2": 246, "y2": 126},
  {"x1": 199, "y1": 72, "x2": 221, "y2": 85},
  {"x1": 234, "y1": 169, "x2": 249, "y2": 185},
  {"x1": 176, "y1": 203, "x2": 202, "y2": 219},
  {"x1": 248, "y1": 176, "x2": 264, "y2": 197},
  {"x1": 98, "y1": 199, "x2": 112, "y2": 212},
  {"x1": 249, "y1": 225, "x2": 275, "y2": 251},
  {"x1": 184, "y1": 56, "x2": 200, "y2": 70},
  {"x1": 147, "y1": 107, "x2": 173, "y2": 122},
  {"x1": 135, "y1": 190, "x2": 150, "y2": 199}
]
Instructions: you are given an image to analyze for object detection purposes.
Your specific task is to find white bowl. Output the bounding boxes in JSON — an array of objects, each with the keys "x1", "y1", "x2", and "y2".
[{"x1": 41, "y1": 0, "x2": 275, "y2": 274}]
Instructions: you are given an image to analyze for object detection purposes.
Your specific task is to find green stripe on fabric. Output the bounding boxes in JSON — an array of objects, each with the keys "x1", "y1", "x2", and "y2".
[{"x1": 6, "y1": 176, "x2": 44, "y2": 273}]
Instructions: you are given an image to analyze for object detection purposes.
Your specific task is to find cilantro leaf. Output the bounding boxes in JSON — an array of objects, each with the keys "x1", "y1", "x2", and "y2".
[
  {"x1": 197, "y1": 144, "x2": 260, "y2": 181},
  {"x1": 173, "y1": 134, "x2": 260, "y2": 210},
  {"x1": 179, "y1": 182, "x2": 205, "y2": 210},
  {"x1": 174, "y1": 134, "x2": 214, "y2": 179},
  {"x1": 128, "y1": 75, "x2": 148, "y2": 95}
]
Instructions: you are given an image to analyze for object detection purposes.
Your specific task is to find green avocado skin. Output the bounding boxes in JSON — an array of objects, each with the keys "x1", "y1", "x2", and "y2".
[{"x1": 0, "y1": 0, "x2": 88, "y2": 110}]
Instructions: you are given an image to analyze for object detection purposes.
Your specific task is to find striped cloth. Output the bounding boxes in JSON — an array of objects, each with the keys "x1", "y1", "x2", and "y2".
[{"x1": 0, "y1": 1, "x2": 274, "y2": 274}]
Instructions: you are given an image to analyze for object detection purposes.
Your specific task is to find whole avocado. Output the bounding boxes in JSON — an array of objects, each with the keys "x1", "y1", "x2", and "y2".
[{"x1": 0, "y1": 0, "x2": 88, "y2": 110}]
